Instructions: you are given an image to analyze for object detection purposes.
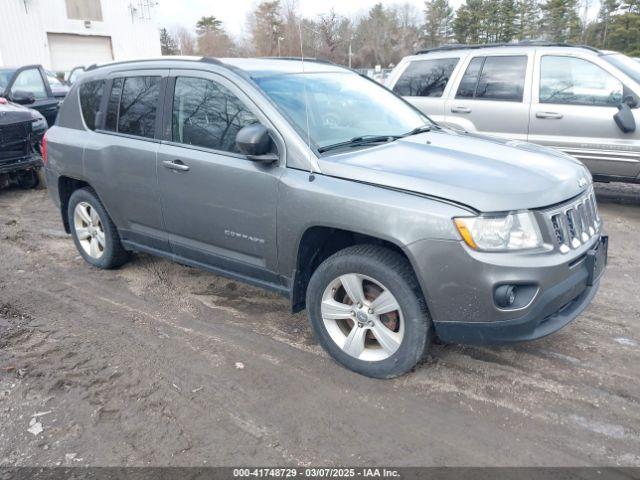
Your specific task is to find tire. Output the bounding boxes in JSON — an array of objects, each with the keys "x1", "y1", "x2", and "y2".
[
  {"x1": 306, "y1": 245, "x2": 433, "y2": 379},
  {"x1": 16, "y1": 170, "x2": 38, "y2": 189},
  {"x1": 67, "y1": 188, "x2": 130, "y2": 269},
  {"x1": 35, "y1": 168, "x2": 47, "y2": 190}
]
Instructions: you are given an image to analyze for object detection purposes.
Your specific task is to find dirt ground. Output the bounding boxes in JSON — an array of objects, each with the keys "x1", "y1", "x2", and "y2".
[{"x1": 0, "y1": 182, "x2": 639, "y2": 467}]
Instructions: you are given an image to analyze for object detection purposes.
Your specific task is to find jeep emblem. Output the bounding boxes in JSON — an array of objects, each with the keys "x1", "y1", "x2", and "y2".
[{"x1": 578, "y1": 178, "x2": 588, "y2": 188}]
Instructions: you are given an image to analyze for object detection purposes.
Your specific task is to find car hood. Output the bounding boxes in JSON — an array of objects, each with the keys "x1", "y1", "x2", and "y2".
[
  {"x1": 0, "y1": 100, "x2": 35, "y2": 125},
  {"x1": 317, "y1": 129, "x2": 591, "y2": 212}
]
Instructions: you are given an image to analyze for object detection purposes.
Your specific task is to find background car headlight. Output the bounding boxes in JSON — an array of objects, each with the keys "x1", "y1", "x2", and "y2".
[{"x1": 454, "y1": 212, "x2": 543, "y2": 251}]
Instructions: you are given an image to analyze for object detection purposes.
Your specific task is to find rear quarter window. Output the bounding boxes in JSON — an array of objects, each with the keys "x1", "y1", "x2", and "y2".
[
  {"x1": 78, "y1": 80, "x2": 104, "y2": 130},
  {"x1": 393, "y1": 58, "x2": 459, "y2": 97}
]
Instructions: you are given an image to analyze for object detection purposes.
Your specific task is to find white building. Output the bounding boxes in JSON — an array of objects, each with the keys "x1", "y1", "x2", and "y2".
[{"x1": 0, "y1": 0, "x2": 161, "y2": 72}]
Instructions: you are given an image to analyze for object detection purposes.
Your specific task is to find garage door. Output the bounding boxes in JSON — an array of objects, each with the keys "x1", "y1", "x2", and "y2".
[{"x1": 47, "y1": 33, "x2": 113, "y2": 72}]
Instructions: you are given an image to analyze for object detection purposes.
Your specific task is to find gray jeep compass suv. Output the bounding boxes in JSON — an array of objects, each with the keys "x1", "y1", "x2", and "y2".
[{"x1": 43, "y1": 57, "x2": 607, "y2": 378}]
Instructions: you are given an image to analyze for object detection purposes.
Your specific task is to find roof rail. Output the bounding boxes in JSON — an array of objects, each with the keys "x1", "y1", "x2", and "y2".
[
  {"x1": 262, "y1": 56, "x2": 335, "y2": 65},
  {"x1": 85, "y1": 56, "x2": 211, "y2": 72},
  {"x1": 414, "y1": 41, "x2": 601, "y2": 55}
]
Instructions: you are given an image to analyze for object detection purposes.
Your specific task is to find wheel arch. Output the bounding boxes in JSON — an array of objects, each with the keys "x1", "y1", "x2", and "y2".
[
  {"x1": 290, "y1": 225, "x2": 423, "y2": 313},
  {"x1": 57, "y1": 176, "x2": 92, "y2": 233}
]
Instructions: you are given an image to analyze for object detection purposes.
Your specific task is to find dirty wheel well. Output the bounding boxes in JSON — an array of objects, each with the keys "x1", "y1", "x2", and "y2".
[
  {"x1": 58, "y1": 177, "x2": 91, "y2": 233},
  {"x1": 291, "y1": 227, "x2": 410, "y2": 313}
]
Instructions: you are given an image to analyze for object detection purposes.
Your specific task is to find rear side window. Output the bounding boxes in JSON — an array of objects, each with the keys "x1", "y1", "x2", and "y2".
[
  {"x1": 393, "y1": 58, "x2": 459, "y2": 97},
  {"x1": 456, "y1": 56, "x2": 527, "y2": 102},
  {"x1": 456, "y1": 57, "x2": 483, "y2": 99},
  {"x1": 79, "y1": 80, "x2": 104, "y2": 131},
  {"x1": 104, "y1": 76, "x2": 160, "y2": 138}
]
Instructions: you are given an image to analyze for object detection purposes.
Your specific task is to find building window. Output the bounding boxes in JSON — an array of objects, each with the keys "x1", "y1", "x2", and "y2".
[{"x1": 65, "y1": 0, "x2": 103, "y2": 21}]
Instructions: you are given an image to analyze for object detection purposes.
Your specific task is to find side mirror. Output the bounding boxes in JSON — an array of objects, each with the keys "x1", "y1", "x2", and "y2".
[
  {"x1": 614, "y1": 103, "x2": 636, "y2": 133},
  {"x1": 624, "y1": 95, "x2": 638, "y2": 108},
  {"x1": 235, "y1": 123, "x2": 278, "y2": 163},
  {"x1": 11, "y1": 90, "x2": 36, "y2": 105}
]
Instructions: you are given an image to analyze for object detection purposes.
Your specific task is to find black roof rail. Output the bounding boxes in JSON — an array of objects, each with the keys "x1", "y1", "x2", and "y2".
[{"x1": 414, "y1": 41, "x2": 601, "y2": 55}]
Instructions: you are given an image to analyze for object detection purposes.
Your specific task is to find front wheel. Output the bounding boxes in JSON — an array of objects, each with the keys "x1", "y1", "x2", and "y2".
[{"x1": 306, "y1": 245, "x2": 433, "y2": 378}]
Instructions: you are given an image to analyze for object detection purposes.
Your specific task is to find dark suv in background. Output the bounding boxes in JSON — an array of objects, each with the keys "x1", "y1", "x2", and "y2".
[{"x1": 0, "y1": 65, "x2": 61, "y2": 126}]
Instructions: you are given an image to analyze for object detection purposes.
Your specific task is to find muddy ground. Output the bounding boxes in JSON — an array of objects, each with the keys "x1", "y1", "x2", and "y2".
[{"x1": 0, "y1": 183, "x2": 639, "y2": 467}]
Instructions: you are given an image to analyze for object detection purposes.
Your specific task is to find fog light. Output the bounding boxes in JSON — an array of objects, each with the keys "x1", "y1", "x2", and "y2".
[{"x1": 494, "y1": 285, "x2": 517, "y2": 308}]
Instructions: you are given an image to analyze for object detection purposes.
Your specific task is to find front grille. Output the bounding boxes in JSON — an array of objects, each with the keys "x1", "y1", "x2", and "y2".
[
  {"x1": 0, "y1": 121, "x2": 32, "y2": 166},
  {"x1": 544, "y1": 189, "x2": 600, "y2": 254}
]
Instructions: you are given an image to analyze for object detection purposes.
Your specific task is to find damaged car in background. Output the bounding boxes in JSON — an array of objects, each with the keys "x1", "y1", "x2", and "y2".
[{"x1": 0, "y1": 96, "x2": 46, "y2": 189}]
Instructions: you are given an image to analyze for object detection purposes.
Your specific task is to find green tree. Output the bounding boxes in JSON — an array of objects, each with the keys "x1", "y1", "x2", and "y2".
[
  {"x1": 515, "y1": 0, "x2": 540, "y2": 40},
  {"x1": 196, "y1": 16, "x2": 223, "y2": 36},
  {"x1": 423, "y1": 0, "x2": 454, "y2": 47},
  {"x1": 249, "y1": 1, "x2": 284, "y2": 56},
  {"x1": 159, "y1": 27, "x2": 178, "y2": 55},
  {"x1": 195, "y1": 16, "x2": 235, "y2": 56},
  {"x1": 453, "y1": 0, "x2": 486, "y2": 43},
  {"x1": 497, "y1": 0, "x2": 517, "y2": 41},
  {"x1": 540, "y1": 0, "x2": 582, "y2": 42},
  {"x1": 607, "y1": 12, "x2": 640, "y2": 54}
]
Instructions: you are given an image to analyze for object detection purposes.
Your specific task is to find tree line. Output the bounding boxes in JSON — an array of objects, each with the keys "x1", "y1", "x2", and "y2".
[{"x1": 159, "y1": 0, "x2": 640, "y2": 68}]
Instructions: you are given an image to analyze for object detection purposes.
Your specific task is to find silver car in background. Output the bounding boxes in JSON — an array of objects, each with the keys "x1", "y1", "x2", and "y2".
[{"x1": 387, "y1": 42, "x2": 640, "y2": 184}]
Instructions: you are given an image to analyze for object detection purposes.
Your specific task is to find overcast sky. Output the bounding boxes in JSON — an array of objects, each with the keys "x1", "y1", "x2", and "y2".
[
  {"x1": 155, "y1": 0, "x2": 601, "y2": 40},
  {"x1": 155, "y1": 0, "x2": 458, "y2": 38}
]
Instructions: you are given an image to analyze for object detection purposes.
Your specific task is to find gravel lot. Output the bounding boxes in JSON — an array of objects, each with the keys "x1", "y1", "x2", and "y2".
[{"x1": 0, "y1": 182, "x2": 639, "y2": 467}]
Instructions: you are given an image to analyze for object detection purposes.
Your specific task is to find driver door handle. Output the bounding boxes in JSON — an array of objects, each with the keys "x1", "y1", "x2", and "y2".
[
  {"x1": 536, "y1": 111, "x2": 563, "y2": 119},
  {"x1": 451, "y1": 106, "x2": 472, "y2": 114},
  {"x1": 162, "y1": 159, "x2": 190, "y2": 172}
]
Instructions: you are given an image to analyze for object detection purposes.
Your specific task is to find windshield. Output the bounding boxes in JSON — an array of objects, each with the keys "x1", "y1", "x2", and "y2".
[
  {"x1": 0, "y1": 69, "x2": 16, "y2": 91},
  {"x1": 602, "y1": 53, "x2": 640, "y2": 84},
  {"x1": 46, "y1": 71, "x2": 63, "y2": 86},
  {"x1": 253, "y1": 72, "x2": 431, "y2": 151}
]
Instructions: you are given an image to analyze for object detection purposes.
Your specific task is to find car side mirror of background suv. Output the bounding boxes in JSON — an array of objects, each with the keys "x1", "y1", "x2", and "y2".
[
  {"x1": 235, "y1": 123, "x2": 278, "y2": 163},
  {"x1": 614, "y1": 97, "x2": 637, "y2": 134},
  {"x1": 11, "y1": 90, "x2": 36, "y2": 105}
]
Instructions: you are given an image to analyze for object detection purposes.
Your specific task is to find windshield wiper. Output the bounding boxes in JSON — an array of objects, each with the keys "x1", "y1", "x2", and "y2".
[
  {"x1": 318, "y1": 134, "x2": 401, "y2": 153},
  {"x1": 401, "y1": 124, "x2": 437, "y2": 138}
]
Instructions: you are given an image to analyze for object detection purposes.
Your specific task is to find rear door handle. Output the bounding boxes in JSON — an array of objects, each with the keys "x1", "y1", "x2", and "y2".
[
  {"x1": 451, "y1": 106, "x2": 472, "y2": 114},
  {"x1": 162, "y1": 159, "x2": 190, "y2": 172},
  {"x1": 536, "y1": 111, "x2": 563, "y2": 119}
]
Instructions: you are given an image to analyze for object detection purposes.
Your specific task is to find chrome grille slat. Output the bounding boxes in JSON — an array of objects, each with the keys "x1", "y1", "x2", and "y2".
[{"x1": 543, "y1": 188, "x2": 601, "y2": 254}]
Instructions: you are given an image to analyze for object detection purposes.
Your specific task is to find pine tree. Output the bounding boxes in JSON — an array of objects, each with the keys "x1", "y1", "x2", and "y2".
[
  {"x1": 424, "y1": 0, "x2": 454, "y2": 47},
  {"x1": 540, "y1": 0, "x2": 582, "y2": 42},
  {"x1": 497, "y1": 0, "x2": 517, "y2": 42},
  {"x1": 515, "y1": 0, "x2": 541, "y2": 40},
  {"x1": 159, "y1": 28, "x2": 178, "y2": 55}
]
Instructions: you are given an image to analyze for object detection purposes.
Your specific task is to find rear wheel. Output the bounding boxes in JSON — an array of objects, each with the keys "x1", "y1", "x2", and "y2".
[
  {"x1": 68, "y1": 188, "x2": 129, "y2": 269},
  {"x1": 306, "y1": 245, "x2": 433, "y2": 378}
]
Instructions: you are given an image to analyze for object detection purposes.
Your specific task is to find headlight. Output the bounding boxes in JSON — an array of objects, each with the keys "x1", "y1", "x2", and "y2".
[{"x1": 453, "y1": 211, "x2": 542, "y2": 251}]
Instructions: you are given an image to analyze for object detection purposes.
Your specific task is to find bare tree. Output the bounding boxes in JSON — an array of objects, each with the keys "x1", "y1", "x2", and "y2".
[{"x1": 174, "y1": 27, "x2": 196, "y2": 55}]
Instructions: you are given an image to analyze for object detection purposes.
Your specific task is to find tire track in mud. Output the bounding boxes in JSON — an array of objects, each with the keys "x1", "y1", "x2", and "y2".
[{"x1": 1, "y1": 187, "x2": 640, "y2": 465}]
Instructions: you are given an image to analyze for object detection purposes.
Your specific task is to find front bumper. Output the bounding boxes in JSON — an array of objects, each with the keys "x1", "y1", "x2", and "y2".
[
  {"x1": 435, "y1": 274, "x2": 599, "y2": 344},
  {"x1": 407, "y1": 234, "x2": 605, "y2": 345}
]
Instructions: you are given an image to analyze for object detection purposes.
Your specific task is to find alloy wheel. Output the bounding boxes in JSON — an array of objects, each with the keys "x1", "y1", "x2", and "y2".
[
  {"x1": 73, "y1": 202, "x2": 106, "y2": 259},
  {"x1": 321, "y1": 273, "x2": 404, "y2": 361}
]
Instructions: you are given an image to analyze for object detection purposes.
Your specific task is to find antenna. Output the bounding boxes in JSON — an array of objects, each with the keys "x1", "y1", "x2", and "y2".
[{"x1": 297, "y1": 21, "x2": 315, "y2": 182}]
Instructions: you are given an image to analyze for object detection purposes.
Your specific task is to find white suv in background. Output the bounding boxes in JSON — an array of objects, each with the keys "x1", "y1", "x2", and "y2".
[{"x1": 387, "y1": 42, "x2": 640, "y2": 184}]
